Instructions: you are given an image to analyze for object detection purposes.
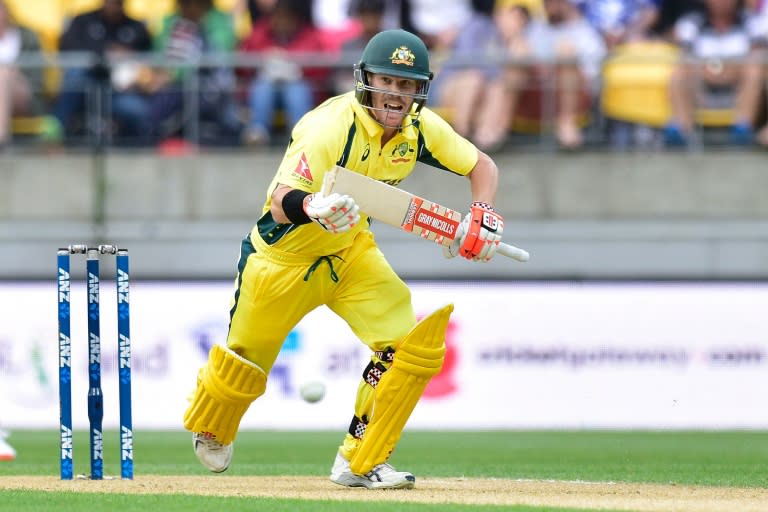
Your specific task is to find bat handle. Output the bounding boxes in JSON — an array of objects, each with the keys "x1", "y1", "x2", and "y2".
[
  {"x1": 497, "y1": 242, "x2": 530, "y2": 262},
  {"x1": 448, "y1": 225, "x2": 530, "y2": 262}
]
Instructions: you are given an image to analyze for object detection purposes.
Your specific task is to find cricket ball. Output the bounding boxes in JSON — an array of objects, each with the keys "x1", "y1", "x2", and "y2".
[{"x1": 300, "y1": 381, "x2": 326, "y2": 404}]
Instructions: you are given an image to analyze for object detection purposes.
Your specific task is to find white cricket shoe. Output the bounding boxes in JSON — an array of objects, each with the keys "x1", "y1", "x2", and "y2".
[
  {"x1": 330, "y1": 452, "x2": 415, "y2": 489},
  {"x1": 0, "y1": 430, "x2": 16, "y2": 461},
  {"x1": 192, "y1": 432, "x2": 232, "y2": 473}
]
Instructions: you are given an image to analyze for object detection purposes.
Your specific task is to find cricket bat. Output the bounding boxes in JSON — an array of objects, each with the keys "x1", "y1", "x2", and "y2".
[{"x1": 321, "y1": 166, "x2": 530, "y2": 262}]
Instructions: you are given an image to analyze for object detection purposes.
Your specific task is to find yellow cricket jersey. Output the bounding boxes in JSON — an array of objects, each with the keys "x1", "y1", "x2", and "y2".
[{"x1": 251, "y1": 91, "x2": 479, "y2": 256}]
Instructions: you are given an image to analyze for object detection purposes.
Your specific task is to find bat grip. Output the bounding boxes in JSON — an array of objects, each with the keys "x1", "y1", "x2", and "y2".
[
  {"x1": 497, "y1": 242, "x2": 530, "y2": 262},
  {"x1": 450, "y1": 223, "x2": 530, "y2": 262}
]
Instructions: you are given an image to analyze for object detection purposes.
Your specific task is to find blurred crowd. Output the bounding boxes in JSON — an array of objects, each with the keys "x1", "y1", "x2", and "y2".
[{"x1": 1, "y1": 0, "x2": 768, "y2": 151}]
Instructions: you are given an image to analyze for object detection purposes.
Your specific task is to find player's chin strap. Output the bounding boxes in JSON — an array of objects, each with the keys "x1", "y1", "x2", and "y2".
[{"x1": 348, "y1": 304, "x2": 453, "y2": 475}]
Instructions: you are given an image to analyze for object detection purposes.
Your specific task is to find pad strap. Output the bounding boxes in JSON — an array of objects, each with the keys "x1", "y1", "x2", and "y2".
[
  {"x1": 363, "y1": 361, "x2": 388, "y2": 388},
  {"x1": 348, "y1": 415, "x2": 368, "y2": 439},
  {"x1": 374, "y1": 347, "x2": 395, "y2": 362}
]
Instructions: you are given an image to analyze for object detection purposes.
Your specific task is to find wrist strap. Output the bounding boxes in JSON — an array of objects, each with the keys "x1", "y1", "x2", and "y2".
[
  {"x1": 282, "y1": 189, "x2": 312, "y2": 225},
  {"x1": 471, "y1": 201, "x2": 494, "y2": 211}
]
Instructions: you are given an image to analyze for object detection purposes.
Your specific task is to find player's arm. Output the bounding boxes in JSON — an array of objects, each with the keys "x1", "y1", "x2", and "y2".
[
  {"x1": 271, "y1": 183, "x2": 360, "y2": 233},
  {"x1": 455, "y1": 150, "x2": 505, "y2": 261},
  {"x1": 467, "y1": 150, "x2": 499, "y2": 205}
]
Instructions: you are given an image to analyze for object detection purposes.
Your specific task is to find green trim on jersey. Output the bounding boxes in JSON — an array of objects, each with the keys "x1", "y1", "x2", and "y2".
[
  {"x1": 414, "y1": 121, "x2": 462, "y2": 175},
  {"x1": 229, "y1": 234, "x2": 256, "y2": 324},
  {"x1": 256, "y1": 212, "x2": 300, "y2": 246},
  {"x1": 337, "y1": 120, "x2": 357, "y2": 168}
]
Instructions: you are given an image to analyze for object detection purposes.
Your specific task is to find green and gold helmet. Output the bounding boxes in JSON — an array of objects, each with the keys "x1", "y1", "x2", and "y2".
[
  {"x1": 354, "y1": 29, "x2": 433, "y2": 126},
  {"x1": 359, "y1": 29, "x2": 432, "y2": 81}
]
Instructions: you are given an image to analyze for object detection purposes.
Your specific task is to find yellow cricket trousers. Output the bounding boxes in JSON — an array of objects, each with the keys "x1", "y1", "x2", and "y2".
[{"x1": 226, "y1": 230, "x2": 416, "y2": 373}]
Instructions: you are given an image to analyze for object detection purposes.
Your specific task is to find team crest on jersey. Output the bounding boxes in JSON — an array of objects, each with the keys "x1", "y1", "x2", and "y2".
[
  {"x1": 390, "y1": 46, "x2": 415, "y2": 67},
  {"x1": 292, "y1": 153, "x2": 314, "y2": 184},
  {"x1": 390, "y1": 142, "x2": 413, "y2": 164}
]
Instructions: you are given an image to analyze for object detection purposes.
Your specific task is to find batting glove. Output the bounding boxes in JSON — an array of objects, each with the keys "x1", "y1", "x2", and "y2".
[
  {"x1": 454, "y1": 202, "x2": 504, "y2": 262},
  {"x1": 304, "y1": 192, "x2": 360, "y2": 233}
]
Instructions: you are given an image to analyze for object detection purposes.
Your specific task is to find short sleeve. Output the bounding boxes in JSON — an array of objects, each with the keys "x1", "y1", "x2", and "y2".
[
  {"x1": 274, "y1": 107, "x2": 353, "y2": 192},
  {"x1": 416, "y1": 108, "x2": 478, "y2": 176}
]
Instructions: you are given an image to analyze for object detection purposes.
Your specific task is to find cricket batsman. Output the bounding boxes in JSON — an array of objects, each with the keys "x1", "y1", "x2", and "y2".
[{"x1": 183, "y1": 29, "x2": 507, "y2": 489}]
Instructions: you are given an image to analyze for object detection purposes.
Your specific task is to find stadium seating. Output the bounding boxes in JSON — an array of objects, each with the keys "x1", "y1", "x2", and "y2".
[
  {"x1": 4, "y1": 0, "x2": 740, "y2": 145},
  {"x1": 7, "y1": 0, "x2": 240, "y2": 46},
  {"x1": 601, "y1": 41, "x2": 678, "y2": 128},
  {"x1": 601, "y1": 40, "x2": 736, "y2": 129},
  {"x1": 7, "y1": 0, "x2": 247, "y2": 140},
  {"x1": 5, "y1": 0, "x2": 65, "y2": 51}
]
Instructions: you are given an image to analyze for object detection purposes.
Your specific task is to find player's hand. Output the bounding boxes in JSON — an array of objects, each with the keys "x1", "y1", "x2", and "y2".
[
  {"x1": 303, "y1": 192, "x2": 360, "y2": 233},
  {"x1": 455, "y1": 202, "x2": 504, "y2": 262},
  {"x1": 442, "y1": 216, "x2": 468, "y2": 259}
]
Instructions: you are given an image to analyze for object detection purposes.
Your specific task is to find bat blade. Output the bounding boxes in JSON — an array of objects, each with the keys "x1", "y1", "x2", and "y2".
[
  {"x1": 322, "y1": 166, "x2": 529, "y2": 262},
  {"x1": 321, "y1": 165, "x2": 460, "y2": 245}
]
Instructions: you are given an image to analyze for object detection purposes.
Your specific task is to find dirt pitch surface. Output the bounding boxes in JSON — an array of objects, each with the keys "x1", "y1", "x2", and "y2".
[{"x1": 2, "y1": 476, "x2": 767, "y2": 512}]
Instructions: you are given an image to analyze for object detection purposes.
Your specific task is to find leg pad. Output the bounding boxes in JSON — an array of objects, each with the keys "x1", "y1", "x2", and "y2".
[
  {"x1": 183, "y1": 344, "x2": 266, "y2": 445},
  {"x1": 349, "y1": 304, "x2": 453, "y2": 475}
]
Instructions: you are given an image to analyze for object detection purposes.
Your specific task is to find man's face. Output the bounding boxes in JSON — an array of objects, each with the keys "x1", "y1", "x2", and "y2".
[
  {"x1": 494, "y1": 6, "x2": 529, "y2": 40},
  {"x1": 543, "y1": 0, "x2": 570, "y2": 24},
  {"x1": 367, "y1": 73, "x2": 419, "y2": 128},
  {"x1": 102, "y1": 0, "x2": 124, "y2": 22},
  {"x1": 270, "y1": 8, "x2": 300, "y2": 37},
  {"x1": 180, "y1": 0, "x2": 208, "y2": 22},
  {"x1": 706, "y1": 0, "x2": 739, "y2": 17},
  {"x1": 359, "y1": 12, "x2": 383, "y2": 36}
]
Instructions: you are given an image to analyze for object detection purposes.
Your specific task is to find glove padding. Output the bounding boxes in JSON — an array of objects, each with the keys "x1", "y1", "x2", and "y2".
[
  {"x1": 443, "y1": 202, "x2": 504, "y2": 262},
  {"x1": 304, "y1": 192, "x2": 360, "y2": 233}
]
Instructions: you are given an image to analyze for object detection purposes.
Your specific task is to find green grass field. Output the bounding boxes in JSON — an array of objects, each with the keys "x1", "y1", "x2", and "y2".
[{"x1": 2, "y1": 430, "x2": 767, "y2": 511}]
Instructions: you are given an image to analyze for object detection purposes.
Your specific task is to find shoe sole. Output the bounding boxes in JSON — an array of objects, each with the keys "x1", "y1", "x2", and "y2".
[{"x1": 330, "y1": 475, "x2": 415, "y2": 490}]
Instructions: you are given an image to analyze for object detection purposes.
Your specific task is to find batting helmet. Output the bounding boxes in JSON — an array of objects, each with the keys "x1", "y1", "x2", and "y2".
[{"x1": 354, "y1": 29, "x2": 434, "y2": 124}]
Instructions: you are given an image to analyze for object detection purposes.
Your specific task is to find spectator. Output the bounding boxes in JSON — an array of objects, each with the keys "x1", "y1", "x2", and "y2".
[
  {"x1": 651, "y1": 0, "x2": 704, "y2": 39},
  {"x1": 432, "y1": 0, "x2": 531, "y2": 152},
  {"x1": 239, "y1": 0, "x2": 329, "y2": 146},
  {"x1": 238, "y1": 0, "x2": 278, "y2": 24},
  {"x1": 750, "y1": 0, "x2": 768, "y2": 146},
  {"x1": 145, "y1": 0, "x2": 242, "y2": 146},
  {"x1": 313, "y1": 0, "x2": 357, "y2": 50},
  {"x1": 402, "y1": 0, "x2": 474, "y2": 50},
  {"x1": 313, "y1": 0, "x2": 404, "y2": 50},
  {"x1": 332, "y1": 0, "x2": 388, "y2": 95},
  {"x1": 341, "y1": 0, "x2": 389, "y2": 52},
  {"x1": 576, "y1": 0, "x2": 661, "y2": 49},
  {"x1": 665, "y1": 0, "x2": 767, "y2": 146},
  {"x1": 523, "y1": 0, "x2": 606, "y2": 148},
  {"x1": 580, "y1": 1, "x2": 662, "y2": 149},
  {"x1": 50, "y1": 0, "x2": 153, "y2": 145},
  {"x1": 0, "y1": 0, "x2": 44, "y2": 147},
  {"x1": 229, "y1": 0, "x2": 278, "y2": 39}
]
